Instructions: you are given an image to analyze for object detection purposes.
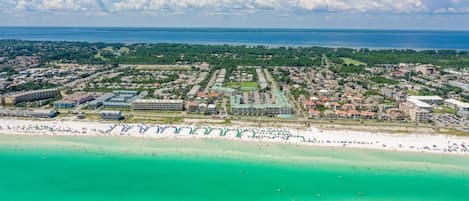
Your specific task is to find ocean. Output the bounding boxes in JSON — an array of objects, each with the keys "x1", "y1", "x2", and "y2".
[
  {"x1": 1, "y1": 27, "x2": 469, "y2": 49},
  {"x1": 0, "y1": 135, "x2": 468, "y2": 201}
]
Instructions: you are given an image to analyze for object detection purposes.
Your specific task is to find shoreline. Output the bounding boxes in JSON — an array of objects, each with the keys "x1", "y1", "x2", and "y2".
[
  {"x1": 2, "y1": 135, "x2": 469, "y2": 173},
  {"x1": 1, "y1": 118, "x2": 468, "y2": 156},
  {"x1": 2, "y1": 135, "x2": 469, "y2": 201},
  {"x1": 2, "y1": 38, "x2": 468, "y2": 51}
]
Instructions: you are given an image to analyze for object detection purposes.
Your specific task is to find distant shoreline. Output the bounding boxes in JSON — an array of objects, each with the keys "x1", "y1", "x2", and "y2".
[
  {"x1": 2, "y1": 38, "x2": 461, "y2": 51},
  {"x1": 1, "y1": 27, "x2": 468, "y2": 50}
]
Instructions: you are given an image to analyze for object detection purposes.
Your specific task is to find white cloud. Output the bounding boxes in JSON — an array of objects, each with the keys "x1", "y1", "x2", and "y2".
[
  {"x1": 294, "y1": 0, "x2": 426, "y2": 13},
  {"x1": 38, "y1": 0, "x2": 80, "y2": 10},
  {"x1": 433, "y1": 6, "x2": 469, "y2": 14},
  {"x1": 2, "y1": 0, "x2": 468, "y2": 14}
]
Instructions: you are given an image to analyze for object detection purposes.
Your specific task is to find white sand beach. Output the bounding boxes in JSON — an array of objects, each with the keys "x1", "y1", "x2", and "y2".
[{"x1": 0, "y1": 118, "x2": 468, "y2": 155}]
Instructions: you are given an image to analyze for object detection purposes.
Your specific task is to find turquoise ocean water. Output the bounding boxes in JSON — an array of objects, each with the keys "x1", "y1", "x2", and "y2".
[
  {"x1": 0, "y1": 136, "x2": 468, "y2": 201},
  {"x1": 1, "y1": 27, "x2": 469, "y2": 49}
]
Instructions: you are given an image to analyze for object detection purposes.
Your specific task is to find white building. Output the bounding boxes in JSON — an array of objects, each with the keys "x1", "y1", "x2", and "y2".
[
  {"x1": 406, "y1": 96, "x2": 443, "y2": 111},
  {"x1": 131, "y1": 99, "x2": 184, "y2": 111},
  {"x1": 445, "y1": 99, "x2": 469, "y2": 119}
]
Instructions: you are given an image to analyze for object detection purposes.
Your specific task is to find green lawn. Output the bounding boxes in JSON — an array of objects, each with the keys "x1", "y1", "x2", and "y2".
[
  {"x1": 227, "y1": 82, "x2": 258, "y2": 88},
  {"x1": 433, "y1": 106, "x2": 458, "y2": 114},
  {"x1": 341, "y1": 57, "x2": 367, "y2": 66}
]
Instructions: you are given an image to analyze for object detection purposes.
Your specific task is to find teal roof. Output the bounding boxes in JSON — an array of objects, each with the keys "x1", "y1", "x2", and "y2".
[{"x1": 230, "y1": 89, "x2": 291, "y2": 109}]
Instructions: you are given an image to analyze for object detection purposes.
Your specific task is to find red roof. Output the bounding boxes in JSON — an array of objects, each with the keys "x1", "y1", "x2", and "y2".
[
  {"x1": 348, "y1": 110, "x2": 360, "y2": 115},
  {"x1": 336, "y1": 110, "x2": 348, "y2": 116},
  {"x1": 302, "y1": 100, "x2": 315, "y2": 106},
  {"x1": 210, "y1": 92, "x2": 219, "y2": 98},
  {"x1": 361, "y1": 111, "x2": 375, "y2": 116},
  {"x1": 309, "y1": 109, "x2": 320, "y2": 114},
  {"x1": 315, "y1": 101, "x2": 325, "y2": 106},
  {"x1": 197, "y1": 92, "x2": 207, "y2": 98},
  {"x1": 341, "y1": 103, "x2": 356, "y2": 110},
  {"x1": 187, "y1": 101, "x2": 199, "y2": 107},
  {"x1": 320, "y1": 96, "x2": 330, "y2": 102}
]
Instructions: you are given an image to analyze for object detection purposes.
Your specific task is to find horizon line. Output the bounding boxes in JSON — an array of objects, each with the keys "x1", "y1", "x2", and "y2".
[{"x1": 1, "y1": 25, "x2": 469, "y2": 32}]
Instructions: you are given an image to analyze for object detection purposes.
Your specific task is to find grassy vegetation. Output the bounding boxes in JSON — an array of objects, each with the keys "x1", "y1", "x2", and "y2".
[
  {"x1": 227, "y1": 81, "x2": 258, "y2": 87},
  {"x1": 94, "y1": 52, "x2": 110, "y2": 61},
  {"x1": 439, "y1": 128, "x2": 469, "y2": 136},
  {"x1": 340, "y1": 57, "x2": 367, "y2": 66},
  {"x1": 406, "y1": 90, "x2": 418, "y2": 95},
  {"x1": 162, "y1": 116, "x2": 183, "y2": 124},
  {"x1": 239, "y1": 82, "x2": 258, "y2": 88},
  {"x1": 433, "y1": 106, "x2": 458, "y2": 114},
  {"x1": 364, "y1": 90, "x2": 381, "y2": 97},
  {"x1": 227, "y1": 82, "x2": 258, "y2": 91}
]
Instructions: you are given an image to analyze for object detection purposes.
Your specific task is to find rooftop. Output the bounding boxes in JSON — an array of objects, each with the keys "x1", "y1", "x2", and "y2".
[
  {"x1": 407, "y1": 96, "x2": 443, "y2": 108},
  {"x1": 132, "y1": 99, "x2": 184, "y2": 104},
  {"x1": 445, "y1": 99, "x2": 469, "y2": 109},
  {"x1": 63, "y1": 92, "x2": 93, "y2": 101}
]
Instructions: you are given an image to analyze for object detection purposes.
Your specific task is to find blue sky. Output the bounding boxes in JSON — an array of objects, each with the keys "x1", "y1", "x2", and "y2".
[{"x1": 1, "y1": 0, "x2": 469, "y2": 30}]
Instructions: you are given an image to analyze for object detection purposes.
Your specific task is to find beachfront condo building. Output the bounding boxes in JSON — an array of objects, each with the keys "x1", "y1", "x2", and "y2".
[
  {"x1": 445, "y1": 99, "x2": 469, "y2": 119},
  {"x1": 230, "y1": 89, "x2": 291, "y2": 116},
  {"x1": 131, "y1": 99, "x2": 184, "y2": 111},
  {"x1": 409, "y1": 109, "x2": 431, "y2": 122},
  {"x1": 0, "y1": 108, "x2": 58, "y2": 118},
  {"x1": 100, "y1": 111, "x2": 123, "y2": 120},
  {"x1": 54, "y1": 92, "x2": 95, "y2": 109},
  {"x1": 406, "y1": 96, "x2": 444, "y2": 111},
  {"x1": 2, "y1": 88, "x2": 59, "y2": 105},
  {"x1": 100, "y1": 90, "x2": 148, "y2": 109}
]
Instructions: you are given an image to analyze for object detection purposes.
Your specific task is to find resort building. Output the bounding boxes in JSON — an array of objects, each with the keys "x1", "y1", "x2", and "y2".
[
  {"x1": 448, "y1": 81, "x2": 469, "y2": 92},
  {"x1": 131, "y1": 99, "x2": 184, "y2": 111},
  {"x1": 53, "y1": 101, "x2": 75, "y2": 109},
  {"x1": 186, "y1": 101, "x2": 199, "y2": 113},
  {"x1": 387, "y1": 109, "x2": 406, "y2": 121},
  {"x1": 230, "y1": 89, "x2": 291, "y2": 116},
  {"x1": 406, "y1": 96, "x2": 443, "y2": 111},
  {"x1": 399, "y1": 101, "x2": 431, "y2": 122},
  {"x1": 198, "y1": 103, "x2": 208, "y2": 113},
  {"x1": 88, "y1": 93, "x2": 114, "y2": 109},
  {"x1": 445, "y1": 99, "x2": 469, "y2": 111},
  {"x1": 100, "y1": 111, "x2": 123, "y2": 120},
  {"x1": 102, "y1": 90, "x2": 147, "y2": 109},
  {"x1": 445, "y1": 99, "x2": 469, "y2": 119},
  {"x1": 2, "y1": 88, "x2": 59, "y2": 105},
  {"x1": 210, "y1": 86, "x2": 236, "y2": 96},
  {"x1": 0, "y1": 108, "x2": 57, "y2": 118},
  {"x1": 207, "y1": 104, "x2": 217, "y2": 114},
  {"x1": 409, "y1": 108, "x2": 431, "y2": 122},
  {"x1": 54, "y1": 92, "x2": 94, "y2": 109},
  {"x1": 309, "y1": 109, "x2": 321, "y2": 119},
  {"x1": 348, "y1": 110, "x2": 361, "y2": 119}
]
